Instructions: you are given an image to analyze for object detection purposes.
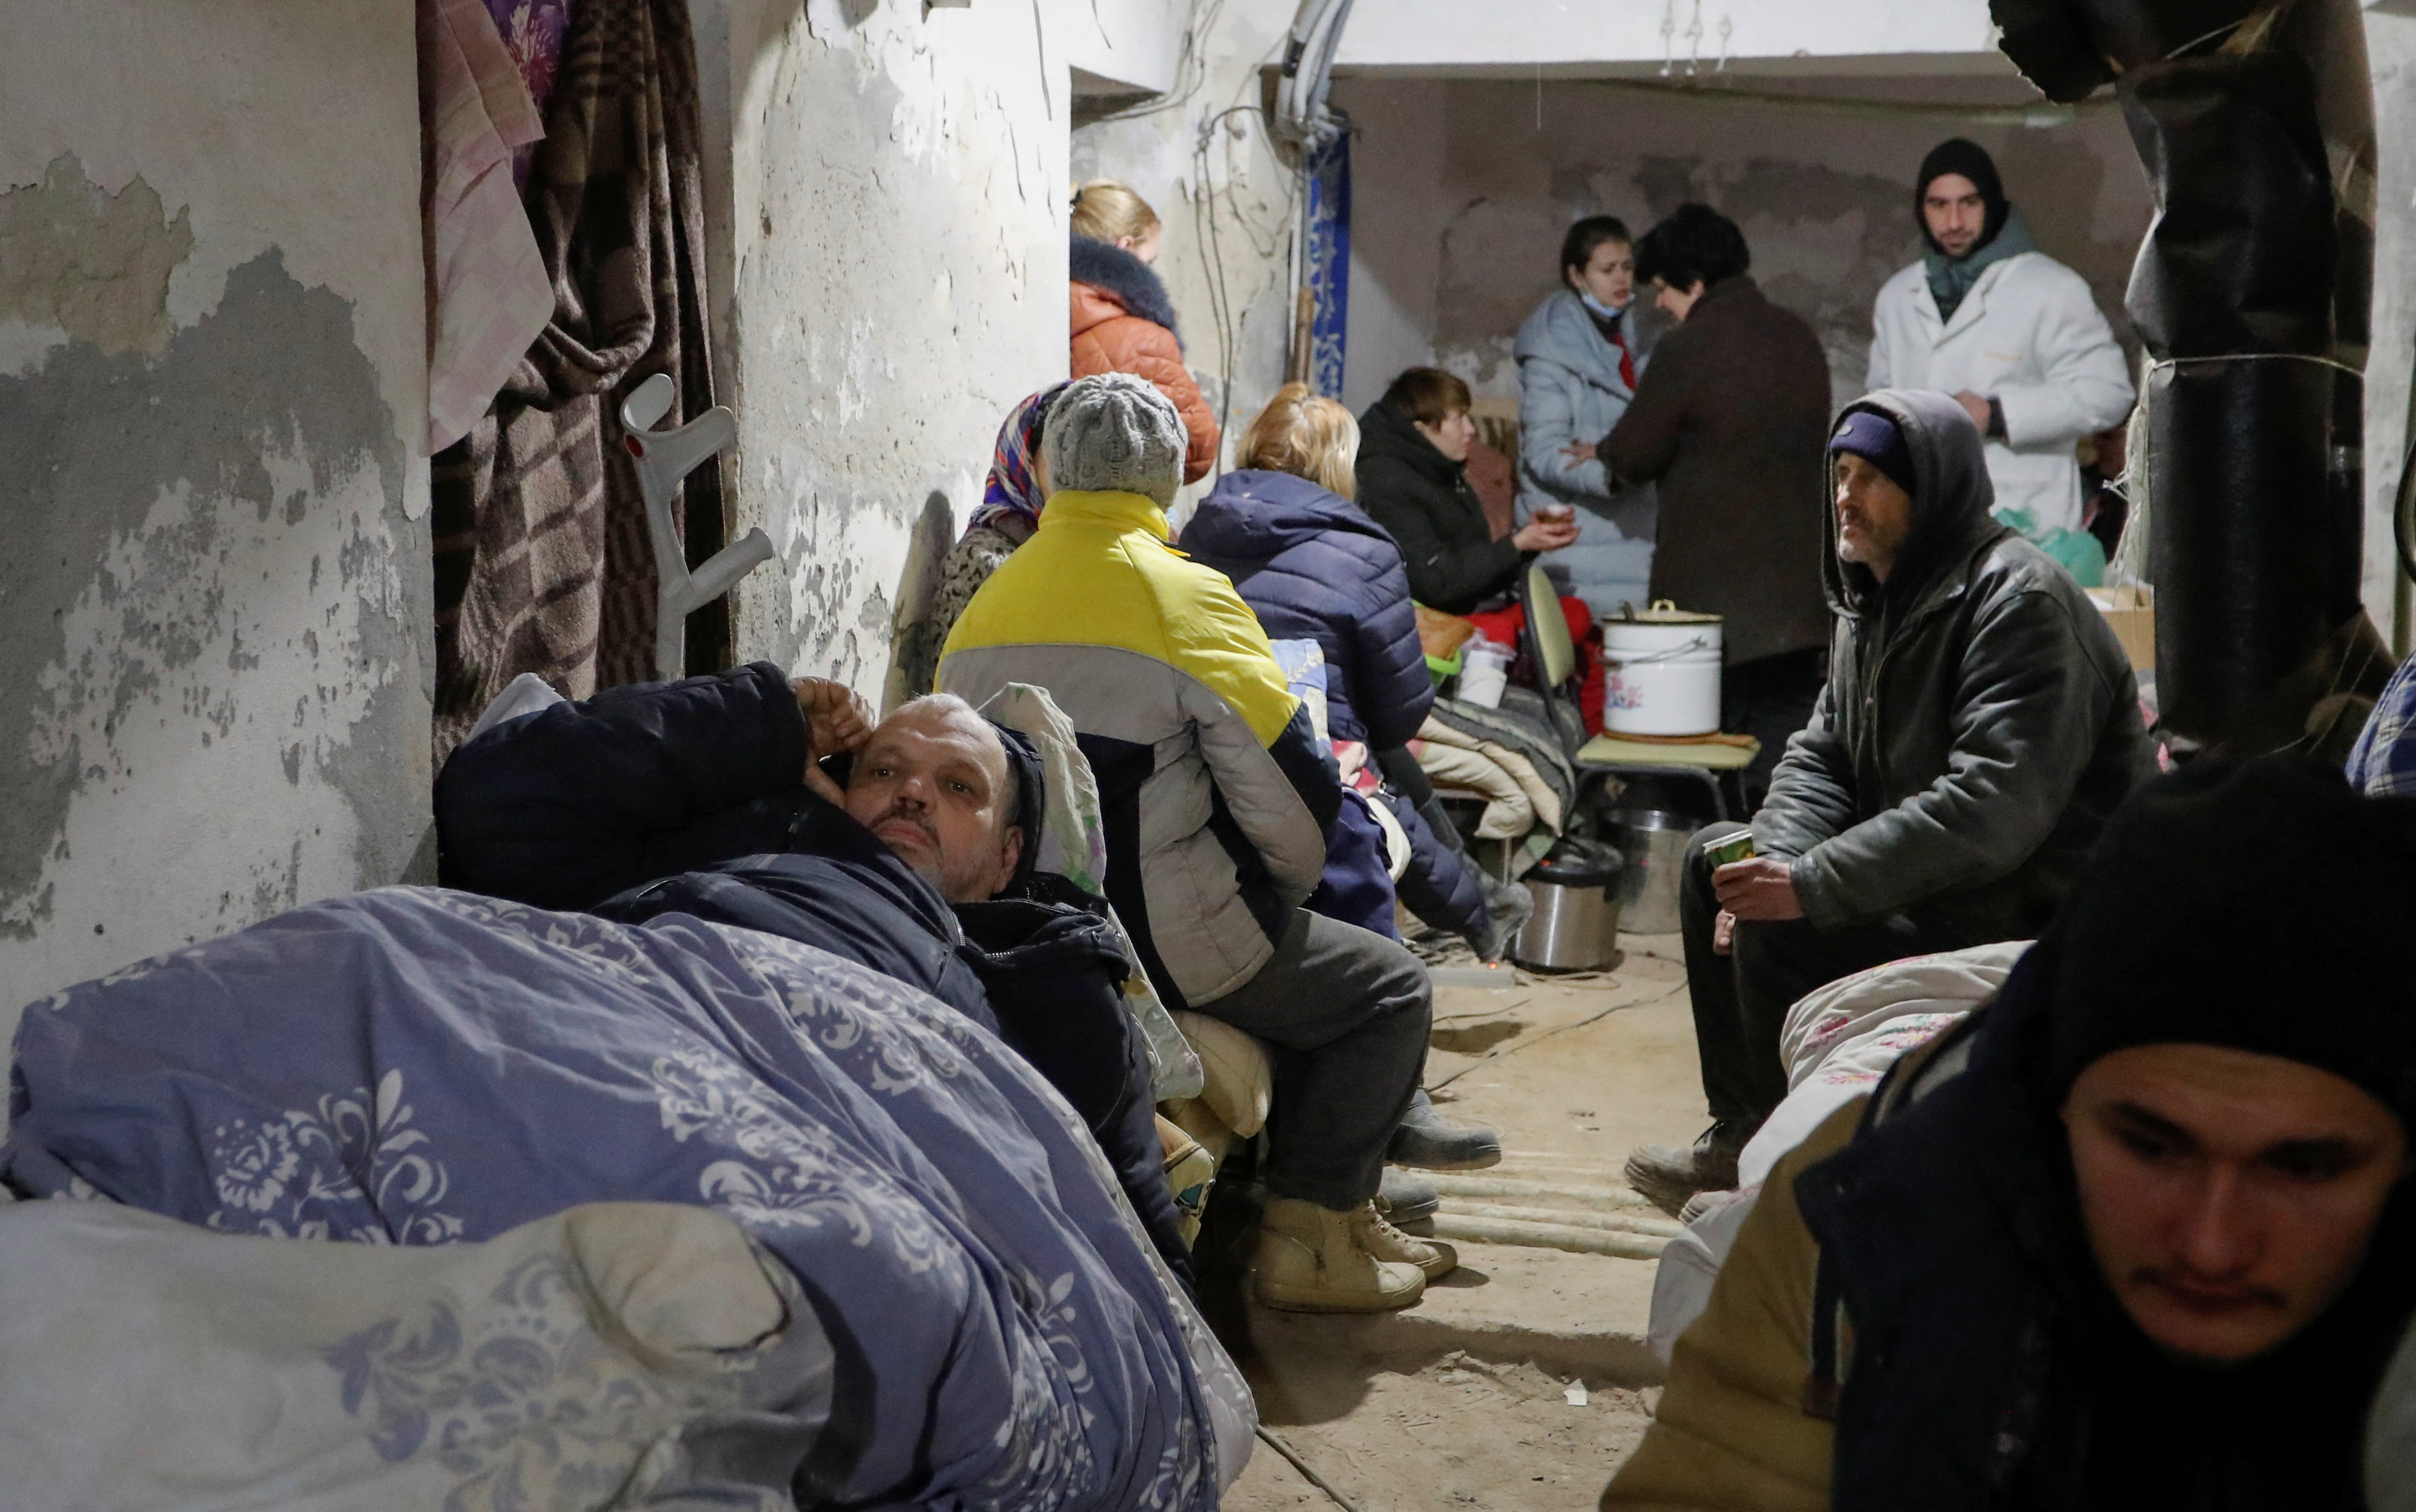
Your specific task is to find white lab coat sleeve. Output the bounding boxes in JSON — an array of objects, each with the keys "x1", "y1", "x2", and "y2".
[
  {"x1": 1866, "y1": 296, "x2": 1899, "y2": 392},
  {"x1": 1865, "y1": 268, "x2": 1917, "y2": 393},
  {"x1": 1993, "y1": 266, "x2": 2135, "y2": 449}
]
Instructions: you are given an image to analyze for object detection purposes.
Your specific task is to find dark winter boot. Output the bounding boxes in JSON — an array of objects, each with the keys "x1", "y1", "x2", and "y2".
[
  {"x1": 1623, "y1": 1121, "x2": 1749, "y2": 1218},
  {"x1": 1376, "y1": 1166, "x2": 1440, "y2": 1231},
  {"x1": 1465, "y1": 873, "x2": 1535, "y2": 964},
  {"x1": 1387, "y1": 1088, "x2": 1502, "y2": 1171}
]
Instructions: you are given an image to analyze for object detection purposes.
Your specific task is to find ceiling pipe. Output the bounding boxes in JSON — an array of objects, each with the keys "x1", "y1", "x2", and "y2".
[
  {"x1": 1271, "y1": 0, "x2": 1355, "y2": 152},
  {"x1": 1993, "y1": 0, "x2": 2395, "y2": 755}
]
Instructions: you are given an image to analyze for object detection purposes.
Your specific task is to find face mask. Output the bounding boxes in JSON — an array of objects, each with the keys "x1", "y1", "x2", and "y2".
[{"x1": 1577, "y1": 288, "x2": 1628, "y2": 322}]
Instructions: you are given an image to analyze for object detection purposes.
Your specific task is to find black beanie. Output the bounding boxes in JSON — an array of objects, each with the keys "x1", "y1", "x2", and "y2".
[
  {"x1": 1916, "y1": 138, "x2": 2009, "y2": 256},
  {"x1": 2044, "y1": 756, "x2": 2416, "y2": 1123},
  {"x1": 1829, "y1": 408, "x2": 1918, "y2": 501}
]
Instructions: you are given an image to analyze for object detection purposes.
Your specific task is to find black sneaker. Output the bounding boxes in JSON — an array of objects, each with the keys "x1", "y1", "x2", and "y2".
[
  {"x1": 1624, "y1": 1122, "x2": 1748, "y2": 1218},
  {"x1": 1388, "y1": 1088, "x2": 1503, "y2": 1171}
]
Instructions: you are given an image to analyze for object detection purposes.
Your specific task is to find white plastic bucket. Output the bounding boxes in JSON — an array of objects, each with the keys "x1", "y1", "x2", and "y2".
[
  {"x1": 1602, "y1": 604, "x2": 1722, "y2": 737},
  {"x1": 1458, "y1": 637, "x2": 1512, "y2": 709}
]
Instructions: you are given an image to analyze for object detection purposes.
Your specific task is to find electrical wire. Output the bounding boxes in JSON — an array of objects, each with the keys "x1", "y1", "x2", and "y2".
[{"x1": 1190, "y1": 103, "x2": 1306, "y2": 467}]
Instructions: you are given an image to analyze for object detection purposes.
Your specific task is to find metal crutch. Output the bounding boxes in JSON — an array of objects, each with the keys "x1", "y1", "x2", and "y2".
[{"x1": 618, "y1": 371, "x2": 778, "y2": 681}]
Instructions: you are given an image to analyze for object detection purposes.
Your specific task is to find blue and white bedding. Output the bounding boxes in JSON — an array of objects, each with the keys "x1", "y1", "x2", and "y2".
[
  {"x1": 0, "y1": 1197, "x2": 834, "y2": 1510},
  {"x1": 2, "y1": 886, "x2": 1251, "y2": 1509}
]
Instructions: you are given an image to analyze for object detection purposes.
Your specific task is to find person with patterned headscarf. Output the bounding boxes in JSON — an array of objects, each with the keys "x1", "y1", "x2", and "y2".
[{"x1": 896, "y1": 384, "x2": 1071, "y2": 698}]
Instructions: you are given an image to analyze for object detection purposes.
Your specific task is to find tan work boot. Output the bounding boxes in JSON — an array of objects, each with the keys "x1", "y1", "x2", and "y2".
[
  {"x1": 1351, "y1": 1200, "x2": 1458, "y2": 1280},
  {"x1": 1253, "y1": 1197, "x2": 1427, "y2": 1314}
]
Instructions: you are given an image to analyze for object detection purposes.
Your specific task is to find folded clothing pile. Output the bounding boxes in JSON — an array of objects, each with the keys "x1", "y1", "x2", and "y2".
[{"x1": 1414, "y1": 690, "x2": 1578, "y2": 840}]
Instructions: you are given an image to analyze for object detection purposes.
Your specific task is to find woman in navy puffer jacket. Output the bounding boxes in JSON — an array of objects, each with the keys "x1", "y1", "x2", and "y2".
[{"x1": 1184, "y1": 386, "x2": 1530, "y2": 959}]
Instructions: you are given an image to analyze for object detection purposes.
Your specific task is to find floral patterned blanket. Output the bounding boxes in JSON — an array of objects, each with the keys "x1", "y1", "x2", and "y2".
[
  {"x1": 1, "y1": 886, "x2": 1250, "y2": 1510},
  {"x1": 0, "y1": 1196, "x2": 836, "y2": 1509}
]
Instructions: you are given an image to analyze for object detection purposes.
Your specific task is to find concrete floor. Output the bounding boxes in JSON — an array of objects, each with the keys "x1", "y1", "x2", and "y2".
[{"x1": 1223, "y1": 936, "x2": 1702, "y2": 1512}]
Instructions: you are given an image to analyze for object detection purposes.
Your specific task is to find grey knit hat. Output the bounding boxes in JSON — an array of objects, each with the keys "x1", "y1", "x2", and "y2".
[{"x1": 1042, "y1": 372, "x2": 1186, "y2": 509}]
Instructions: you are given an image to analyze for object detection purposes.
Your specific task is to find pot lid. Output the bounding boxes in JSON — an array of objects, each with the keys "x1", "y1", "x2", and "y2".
[
  {"x1": 1616, "y1": 598, "x2": 1721, "y2": 626},
  {"x1": 1529, "y1": 834, "x2": 1624, "y2": 886}
]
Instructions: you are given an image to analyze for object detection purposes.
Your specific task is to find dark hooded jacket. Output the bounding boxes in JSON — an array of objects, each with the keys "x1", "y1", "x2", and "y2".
[
  {"x1": 1180, "y1": 468, "x2": 1433, "y2": 748},
  {"x1": 1355, "y1": 397, "x2": 1526, "y2": 614},
  {"x1": 1807, "y1": 758, "x2": 2416, "y2": 1512},
  {"x1": 434, "y1": 663, "x2": 1191, "y2": 1282},
  {"x1": 1606, "y1": 757, "x2": 2416, "y2": 1512},
  {"x1": 1752, "y1": 388, "x2": 2153, "y2": 942}
]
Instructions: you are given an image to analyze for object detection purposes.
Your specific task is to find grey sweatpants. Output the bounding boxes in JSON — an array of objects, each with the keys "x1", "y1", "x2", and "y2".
[{"x1": 1194, "y1": 908, "x2": 1432, "y2": 1209}]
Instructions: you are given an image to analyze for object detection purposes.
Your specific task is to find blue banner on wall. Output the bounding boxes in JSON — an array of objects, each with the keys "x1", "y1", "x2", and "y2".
[{"x1": 1303, "y1": 128, "x2": 1351, "y2": 399}]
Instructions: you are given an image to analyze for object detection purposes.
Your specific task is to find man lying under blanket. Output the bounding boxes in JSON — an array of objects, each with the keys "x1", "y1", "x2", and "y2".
[{"x1": 435, "y1": 663, "x2": 1188, "y2": 1280}]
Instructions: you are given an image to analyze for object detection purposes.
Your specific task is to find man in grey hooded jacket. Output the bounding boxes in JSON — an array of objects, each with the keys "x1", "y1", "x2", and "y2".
[{"x1": 1625, "y1": 388, "x2": 2153, "y2": 1215}]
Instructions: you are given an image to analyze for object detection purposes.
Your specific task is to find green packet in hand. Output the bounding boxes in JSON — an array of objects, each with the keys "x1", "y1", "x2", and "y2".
[{"x1": 1702, "y1": 830, "x2": 1757, "y2": 869}]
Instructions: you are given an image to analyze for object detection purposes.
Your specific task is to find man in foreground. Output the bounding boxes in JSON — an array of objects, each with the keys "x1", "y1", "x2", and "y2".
[
  {"x1": 1604, "y1": 756, "x2": 2416, "y2": 1510},
  {"x1": 1626, "y1": 389, "x2": 2151, "y2": 1215},
  {"x1": 942, "y1": 372, "x2": 1480, "y2": 1315},
  {"x1": 436, "y1": 669, "x2": 1189, "y2": 1276},
  {"x1": 1868, "y1": 137, "x2": 2134, "y2": 581}
]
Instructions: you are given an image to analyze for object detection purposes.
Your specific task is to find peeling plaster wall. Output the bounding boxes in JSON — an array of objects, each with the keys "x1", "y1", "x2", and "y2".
[
  {"x1": 0, "y1": 3, "x2": 430, "y2": 1029},
  {"x1": 1073, "y1": 0, "x2": 1307, "y2": 522},
  {"x1": 1063, "y1": 0, "x2": 1197, "y2": 95},
  {"x1": 1336, "y1": 78, "x2": 2151, "y2": 417},
  {"x1": 697, "y1": 0, "x2": 1068, "y2": 708}
]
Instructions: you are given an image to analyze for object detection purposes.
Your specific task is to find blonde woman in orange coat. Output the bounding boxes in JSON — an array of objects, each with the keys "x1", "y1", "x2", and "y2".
[{"x1": 1068, "y1": 181, "x2": 1220, "y2": 483}]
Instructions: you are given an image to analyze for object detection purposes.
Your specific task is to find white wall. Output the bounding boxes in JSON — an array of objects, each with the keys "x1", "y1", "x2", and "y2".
[
  {"x1": 1063, "y1": 0, "x2": 1200, "y2": 96},
  {"x1": 697, "y1": 0, "x2": 1070, "y2": 708},
  {"x1": 1334, "y1": 0, "x2": 2000, "y2": 74},
  {"x1": 1338, "y1": 77, "x2": 1448, "y2": 415},
  {"x1": 0, "y1": 1, "x2": 432, "y2": 1026}
]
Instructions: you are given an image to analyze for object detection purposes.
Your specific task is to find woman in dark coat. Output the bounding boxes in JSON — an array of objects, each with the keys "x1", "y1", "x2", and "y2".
[
  {"x1": 1355, "y1": 367, "x2": 1578, "y2": 616},
  {"x1": 1598, "y1": 203, "x2": 1834, "y2": 801},
  {"x1": 1184, "y1": 383, "x2": 1533, "y2": 961}
]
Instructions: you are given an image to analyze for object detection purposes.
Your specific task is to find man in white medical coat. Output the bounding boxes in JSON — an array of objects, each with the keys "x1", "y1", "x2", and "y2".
[{"x1": 1867, "y1": 138, "x2": 2134, "y2": 579}]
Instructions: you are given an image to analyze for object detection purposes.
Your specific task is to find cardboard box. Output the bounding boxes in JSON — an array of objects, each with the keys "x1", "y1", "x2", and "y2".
[{"x1": 2086, "y1": 584, "x2": 2155, "y2": 674}]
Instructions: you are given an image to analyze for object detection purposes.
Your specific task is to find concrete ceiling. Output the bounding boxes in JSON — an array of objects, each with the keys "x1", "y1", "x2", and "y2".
[{"x1": 1327, "y1": 0, "x2": 2053, "y2": 106}]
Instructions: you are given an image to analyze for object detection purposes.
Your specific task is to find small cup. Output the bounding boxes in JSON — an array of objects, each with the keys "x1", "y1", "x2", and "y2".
[{"x1": 1702, "y1": 830, "x2": 1757, "y2": 869}]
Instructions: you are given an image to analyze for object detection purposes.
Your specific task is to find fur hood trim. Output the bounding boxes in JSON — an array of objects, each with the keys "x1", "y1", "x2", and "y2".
[{"x1": 1070, "y1": 235, "x2": 1184, "y2": 352}]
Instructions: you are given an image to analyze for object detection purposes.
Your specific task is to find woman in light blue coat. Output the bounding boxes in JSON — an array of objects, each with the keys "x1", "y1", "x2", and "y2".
[{"x1": 1516, "y1": 216, "x2": 1659, "y2": 617}]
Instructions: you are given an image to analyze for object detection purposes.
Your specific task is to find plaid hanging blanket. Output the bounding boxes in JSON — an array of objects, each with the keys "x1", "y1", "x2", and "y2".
[{"x1": 430, "y1": 0, "x2": 725, "y2": 758}]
